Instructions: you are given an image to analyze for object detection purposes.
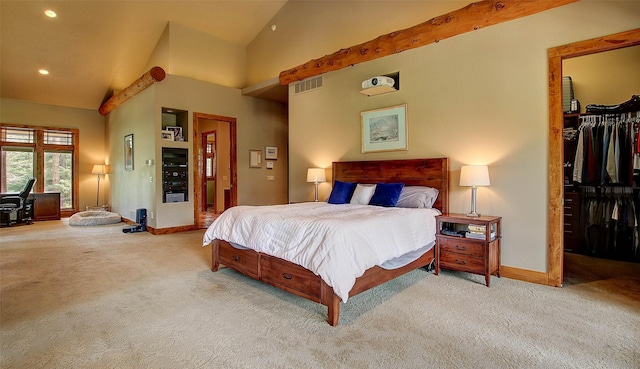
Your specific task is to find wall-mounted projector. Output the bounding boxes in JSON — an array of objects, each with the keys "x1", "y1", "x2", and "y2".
[{"x1": 362, "y1": 76, "x2": 395, "y2": 90}]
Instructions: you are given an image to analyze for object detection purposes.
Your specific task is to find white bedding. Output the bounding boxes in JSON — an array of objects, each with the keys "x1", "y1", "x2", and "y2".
[{"x1": 202, "y1": 202, "x2": 440, "y2": 302}]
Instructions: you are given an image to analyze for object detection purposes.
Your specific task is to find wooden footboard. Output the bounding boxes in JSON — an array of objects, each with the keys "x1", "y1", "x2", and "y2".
[
  {"x1": 209, "y1": 157, "x2": 448, "y2": 326},
  {"x1": 212, "y1": 239, "x2": 434, "y2": 326}
]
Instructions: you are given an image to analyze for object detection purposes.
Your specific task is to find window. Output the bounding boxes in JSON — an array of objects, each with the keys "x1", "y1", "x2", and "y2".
[
  {"x1": 206, "y1": 141, "x2": 215, "y2": 179},
  {"x1": 0, "y1": 124, "x2": 78, "y2": 215},
  {"x1": 1, "y1": 127, "x2": 34, "y2": 143},
  {"x1": 1, "y1": 147, "x2": 34, "y2": 191},
  {"x1": 44, "y1": 151, "x2": 73, "y2": 208}
]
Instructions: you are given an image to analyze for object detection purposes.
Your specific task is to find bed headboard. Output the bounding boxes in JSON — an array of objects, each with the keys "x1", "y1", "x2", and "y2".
[{"x1": 332, "y1": 158, "x2": 449, "y2": 214}]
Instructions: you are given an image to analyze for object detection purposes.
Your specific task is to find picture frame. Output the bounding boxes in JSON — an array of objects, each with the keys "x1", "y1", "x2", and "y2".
[
  {"x1": 361, "y1": 104, "x2": 408, "y2": 153},
  {"x1": 249, "y1": 150, "x2": 262, "y2": 168},
  {"x1": 161, "y1": 130, "x2": 174, "y2": 141},
  {"x1": 165, "y1": 126, "x2": 183, "y2": 141},
  {"x1": 265, "y1": 146, "x2": 278, "y2": 160},
  {"x1": 124, "y1": 134, "x2": 134, "y2": 171}
]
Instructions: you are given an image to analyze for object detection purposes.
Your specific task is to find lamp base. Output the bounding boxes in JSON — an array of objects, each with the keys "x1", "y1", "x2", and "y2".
[{"x1": 466, "y1": 212, "x2": 481, "y2": 218}]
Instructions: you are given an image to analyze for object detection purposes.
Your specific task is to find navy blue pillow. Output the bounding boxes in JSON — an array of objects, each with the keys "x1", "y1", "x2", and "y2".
[
  {"x1": 327, "y1": 180, "x2": 357, "y2": 204},
  {"x1": 369, "y1": 183, "x2": 405, "y2": 207}
]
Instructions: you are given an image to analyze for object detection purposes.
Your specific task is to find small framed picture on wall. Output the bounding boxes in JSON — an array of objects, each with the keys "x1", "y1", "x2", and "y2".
[
  {"x1": 124, "y1": 134, "x2": 134, "y2": 171},
  {"x1": 249, "y1": 150, "x2": 262, "y2": 168},
  {"x1": 265, "y1": 146, "x2": 278, "y2": 160}
]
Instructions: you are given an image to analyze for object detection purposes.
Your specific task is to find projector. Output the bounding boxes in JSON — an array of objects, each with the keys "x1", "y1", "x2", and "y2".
[{"x1": 362, "y1": 76, "x2": 395, "y2": 89}]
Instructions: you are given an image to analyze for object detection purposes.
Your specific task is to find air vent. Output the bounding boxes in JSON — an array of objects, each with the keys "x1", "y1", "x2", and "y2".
[{"x1": 294, "y1": 76, "x2": 323, "y2": 95}]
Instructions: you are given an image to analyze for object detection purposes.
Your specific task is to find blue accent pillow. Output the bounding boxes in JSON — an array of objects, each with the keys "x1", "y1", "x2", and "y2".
[
  {"x1": 369, "y1": 183, "x2": 405, "y2": 207},
  {"x1": 327, "y1": 180, "x2": 357, "y2": 204}
]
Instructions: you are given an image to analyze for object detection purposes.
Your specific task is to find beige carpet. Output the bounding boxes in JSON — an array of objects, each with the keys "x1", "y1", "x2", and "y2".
[{"x1": 1, "y1": 220, "x2": 639, "y2": 369}]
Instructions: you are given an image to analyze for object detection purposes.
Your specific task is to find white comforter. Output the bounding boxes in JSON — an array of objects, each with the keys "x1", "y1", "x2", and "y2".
[{"x1": 202, "y1": 202, "x2": 440, "y2": 302}]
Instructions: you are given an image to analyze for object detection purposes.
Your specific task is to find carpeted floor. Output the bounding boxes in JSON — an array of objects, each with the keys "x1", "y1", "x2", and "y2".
[{"x1": 1, "y1": 220, "x2": 639, "y2": 369}]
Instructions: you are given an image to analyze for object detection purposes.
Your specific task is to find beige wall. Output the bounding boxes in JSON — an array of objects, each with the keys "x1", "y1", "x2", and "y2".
[
  {"x1": 106, "y1": 75, "x2": 288, "y2": 229},
  {"x1": 0, "y1": 98, "x2": 106, "y2": 210},
  {"x1": 246, "y1": 1, "x2": 468, "y2": 85},
  {"x1": 563, "y1": 45, "x2": 640, "y2": 112},
  {"x1": 249, "y1": 1, "x2": 640, "y2": 273},
  {"x1": 145, "y1": 22, "x2": 248, "y2": 89},
  {"x1": 105, "y1": 87, "x2": 157, "y2": 225}
]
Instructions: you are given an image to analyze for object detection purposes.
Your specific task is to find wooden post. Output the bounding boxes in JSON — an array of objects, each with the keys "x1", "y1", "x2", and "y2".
[{"x1": 98, "y1": 66, "x2": 166, "y2": 115}]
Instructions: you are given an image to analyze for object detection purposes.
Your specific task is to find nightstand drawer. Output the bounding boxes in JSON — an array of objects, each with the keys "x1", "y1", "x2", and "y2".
[
  {"x1": 439, "y1": 252, "x2": 484, "y2": 274},
  {"x1": 438, "y1": 237, "x2": 485, "y2": 257}
]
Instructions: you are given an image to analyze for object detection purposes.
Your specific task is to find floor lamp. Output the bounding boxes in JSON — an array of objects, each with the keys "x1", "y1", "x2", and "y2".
[
  {"x1": 306, "y1": 168, "x2": 326, "y2": 202},
  {"x1": 91, "y1": 164, "x2": 106, "y2": 206}
]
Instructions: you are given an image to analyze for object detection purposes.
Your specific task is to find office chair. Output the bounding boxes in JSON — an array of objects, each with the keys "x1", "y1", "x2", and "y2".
[{"x1": 0, "y1": 178, "x2": 36, "y2": 226}]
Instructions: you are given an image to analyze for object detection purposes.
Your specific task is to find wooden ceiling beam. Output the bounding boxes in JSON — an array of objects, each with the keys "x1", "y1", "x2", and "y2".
[
  {"x1": 279, "y1": 0, "x2": 577, "y2": 85},
  {"x1": 99, "y1": 66, "x2": 166, "y2": 116}
]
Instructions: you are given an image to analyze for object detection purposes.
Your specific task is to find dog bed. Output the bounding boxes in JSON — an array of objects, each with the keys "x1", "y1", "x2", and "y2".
[{"x1": 69, "y1": 211, "x2": 121, "y2": 226}]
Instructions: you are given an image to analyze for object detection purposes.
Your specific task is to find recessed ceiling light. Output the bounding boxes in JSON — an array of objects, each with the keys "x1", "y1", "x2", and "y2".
[
  {"x1": 39, "y1": 69, "x2": 49, "y2": 75},
  {"x1": 45, "y1": 10, "x2": 57, "y2": 18}
]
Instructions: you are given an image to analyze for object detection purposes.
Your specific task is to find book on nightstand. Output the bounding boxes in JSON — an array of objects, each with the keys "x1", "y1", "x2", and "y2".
[{"x1": 465, "y1": 231, "x2": 497, "y2": 240}]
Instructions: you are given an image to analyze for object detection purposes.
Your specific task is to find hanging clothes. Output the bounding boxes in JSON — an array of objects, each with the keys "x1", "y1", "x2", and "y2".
[
  {"x1": 580, "y1": 186, "x2": 639, "y2": 262},
  {"x1": 572, "y1": 112, "x2": 639, "y2": 186}
]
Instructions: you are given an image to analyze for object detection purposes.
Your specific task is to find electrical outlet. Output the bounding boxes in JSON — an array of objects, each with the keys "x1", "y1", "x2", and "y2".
[
  {"x1": 149, "y1": 211, "x2": 154, "y2": 220},
  {"x1": 267, "y1": 175, "x2": 275, "y2": 181},
  {"x1": 149, "y1": 176, "x2": 153, "y2": 183}
]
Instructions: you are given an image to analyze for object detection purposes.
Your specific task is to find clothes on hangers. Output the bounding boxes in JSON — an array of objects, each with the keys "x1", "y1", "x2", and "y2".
[
  {"x1": 572, "y1": 112, "x2": 639, "y2": 186},
  {"x1": 580, "y1": 186, "x2": 639, "y2": 261}
]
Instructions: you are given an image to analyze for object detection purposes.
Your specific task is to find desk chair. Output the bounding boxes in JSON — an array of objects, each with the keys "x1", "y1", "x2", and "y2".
[{"x1": 0, "y1": 178, "x2": 36, "y2": 226}]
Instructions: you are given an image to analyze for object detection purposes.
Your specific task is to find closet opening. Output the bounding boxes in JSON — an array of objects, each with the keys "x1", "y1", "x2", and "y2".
[{"x1": 547, "y1": 29, "x2": 640, "y2": 288}]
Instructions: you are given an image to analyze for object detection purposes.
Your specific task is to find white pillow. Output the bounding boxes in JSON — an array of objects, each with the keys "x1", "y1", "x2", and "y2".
[
  {"x1": 396, "y1": 186, "x2": 439, "y2": 208},
  {"x1": 350, "y1": 184, "x2": 377, "y2": 205}
]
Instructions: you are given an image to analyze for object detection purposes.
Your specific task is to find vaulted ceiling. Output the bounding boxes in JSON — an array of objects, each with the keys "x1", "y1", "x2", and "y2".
[
  {"x1": 0, "y1": 0, "x2": 578, "y2": 112},
  {"x1": 0, "y1": 0, "x2": 288, "y2": 110}
]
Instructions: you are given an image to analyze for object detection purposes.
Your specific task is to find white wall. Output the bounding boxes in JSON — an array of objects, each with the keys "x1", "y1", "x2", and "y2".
[{"x1": 276, "y1": 1, "x2": 640, "y2": 273}]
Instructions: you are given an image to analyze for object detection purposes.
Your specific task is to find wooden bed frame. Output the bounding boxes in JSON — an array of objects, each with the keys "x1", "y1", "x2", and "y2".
[{"x1": 211, "y1": 157, "x2": 449, "y2": 325}]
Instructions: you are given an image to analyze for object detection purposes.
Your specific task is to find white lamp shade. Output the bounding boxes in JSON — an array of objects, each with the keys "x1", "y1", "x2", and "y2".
[
  {"x1": 306, "y1": 168, "x2": 326, "y2": 183},
  {"x1": 91, "y1": 164, "x2": 106, "y2": 175},
  {"x1": 460, "y1": 165, "x2": 490, "y2": 187}
]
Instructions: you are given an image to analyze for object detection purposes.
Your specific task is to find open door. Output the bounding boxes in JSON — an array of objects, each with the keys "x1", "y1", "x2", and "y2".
[{"x1": 193, "y1": 112, "x2": 237, "y2": 228}]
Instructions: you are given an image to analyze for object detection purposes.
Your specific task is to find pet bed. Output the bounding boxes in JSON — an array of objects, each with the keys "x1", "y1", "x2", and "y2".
[{"x1": 69, "y1": 211, "x2": 121, "y2": 226}]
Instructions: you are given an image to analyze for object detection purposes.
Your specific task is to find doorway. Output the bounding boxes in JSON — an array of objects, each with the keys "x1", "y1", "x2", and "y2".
[
  {"x1": 193, "y1": 112, "x2": 237, "y2": 228},
  {"x1": 202, "y1": 130, "x2": 217, "y2": 212},
  {"x1": 547, "y1": 28, "x2": 640, "y2": 287}
]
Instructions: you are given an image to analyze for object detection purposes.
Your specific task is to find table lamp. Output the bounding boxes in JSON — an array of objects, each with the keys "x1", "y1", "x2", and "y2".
[
  {"x1": 459, "y1": 165, "x2": 490, "y2": 217},
  {"x1": 306, "y1": 168, "x2": 326, "y2": 202}
]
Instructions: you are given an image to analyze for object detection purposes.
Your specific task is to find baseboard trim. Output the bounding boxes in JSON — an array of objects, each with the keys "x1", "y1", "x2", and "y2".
[
  {"x1": 120, "y1": 218, "x2": 196, "y2": 235},
  {"x1": 146, "y1": 224, "x2": 197, "y2": 235},
  {"x1": 500, "y1": 265, "x2": 555, "y2": 286}
]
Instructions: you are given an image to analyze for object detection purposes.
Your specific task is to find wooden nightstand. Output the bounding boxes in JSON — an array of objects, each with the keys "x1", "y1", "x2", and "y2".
[{"x1": 435, "y1": 213, "x2": 501, "y2": 286}]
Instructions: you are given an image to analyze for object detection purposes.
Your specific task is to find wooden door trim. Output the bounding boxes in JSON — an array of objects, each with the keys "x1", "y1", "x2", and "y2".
[
  {"x1": 547, "y1": 28, "x2": 640, "y2": 287},
  {"x1": 193, "y1": 112, "x2": 237, "y2": 228},
  {"x1": 201, "y1": 130, "x2": 217, "y2": 212}
]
